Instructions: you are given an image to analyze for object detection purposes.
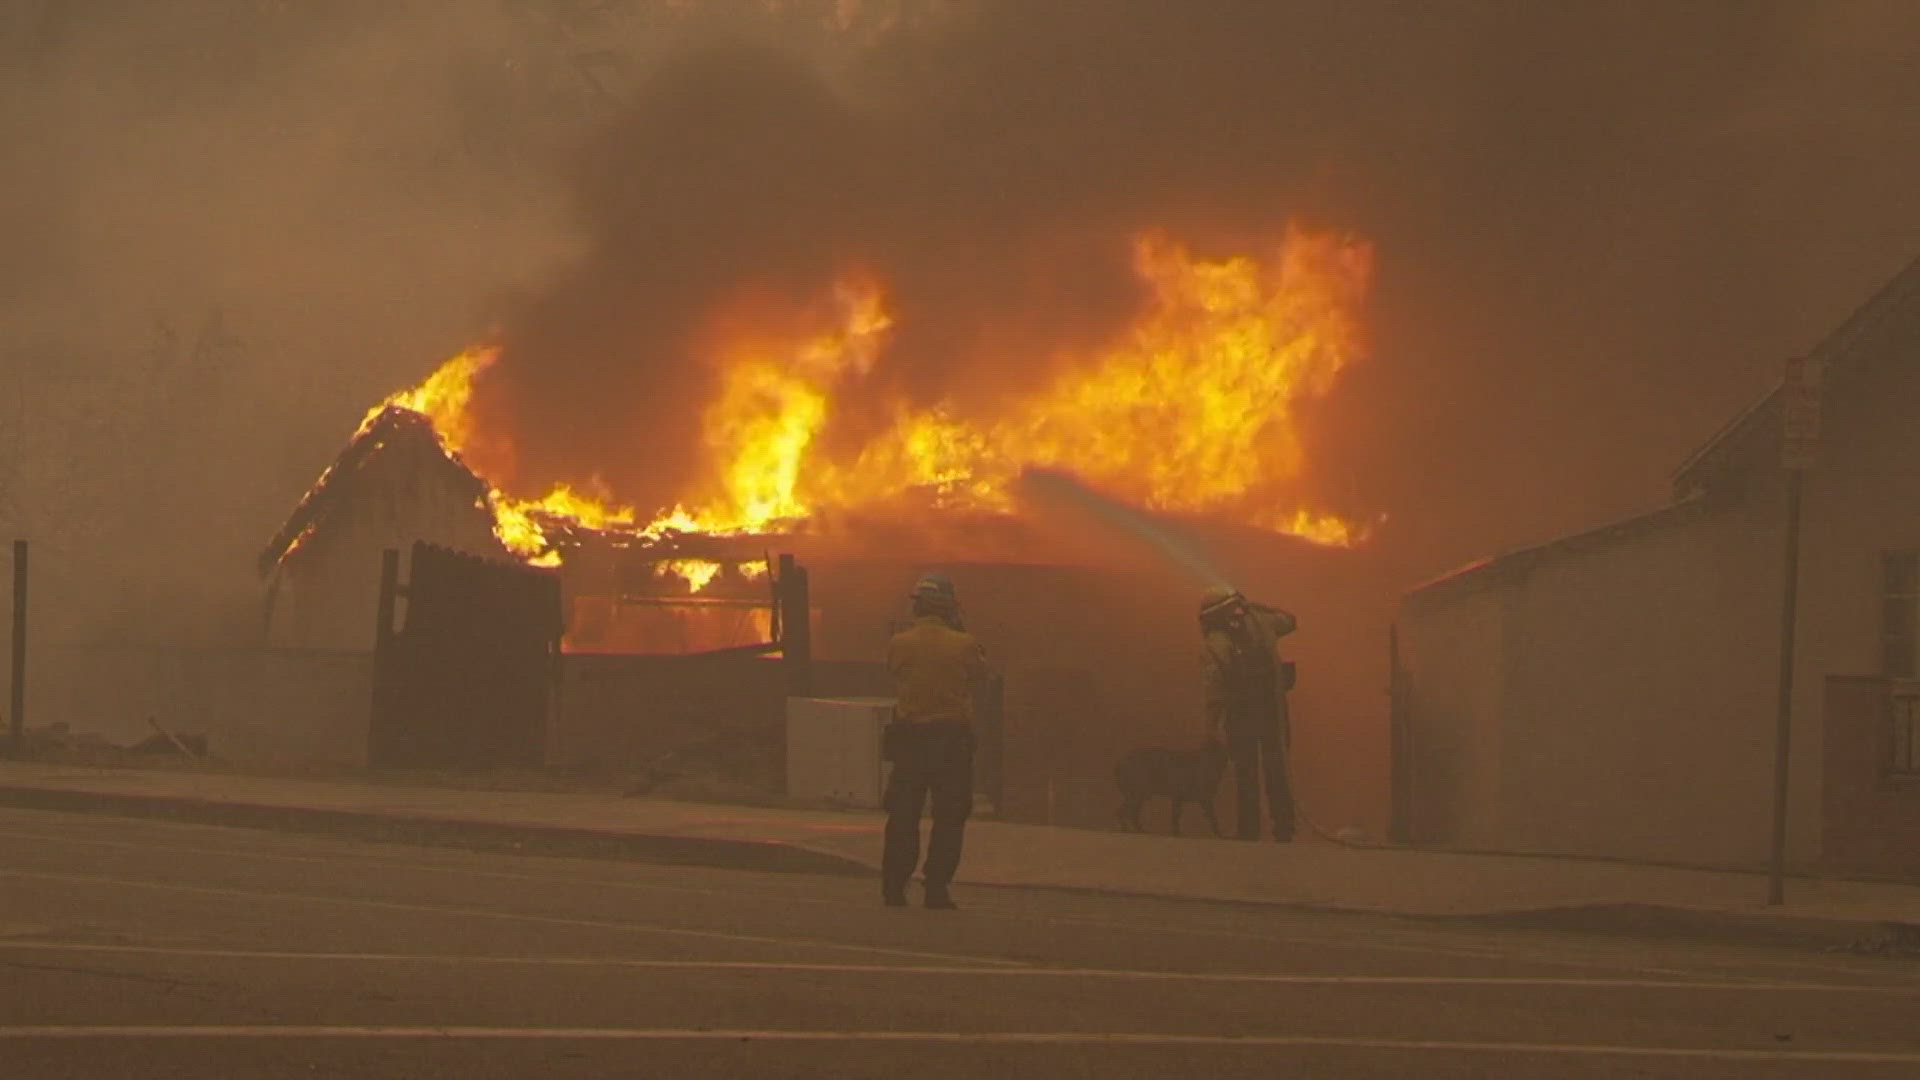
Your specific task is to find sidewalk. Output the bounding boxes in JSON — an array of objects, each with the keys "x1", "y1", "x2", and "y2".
[{"x1": 2, "y1": 761, "x2": 1916, "y2": 946}]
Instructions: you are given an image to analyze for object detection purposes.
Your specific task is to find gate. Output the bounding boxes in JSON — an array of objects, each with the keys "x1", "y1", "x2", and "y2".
[{"x1": 370, "y1": 542, "x2": 562, "y2": 770}]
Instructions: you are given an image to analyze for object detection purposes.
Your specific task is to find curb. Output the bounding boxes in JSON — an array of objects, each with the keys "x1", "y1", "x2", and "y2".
[
  {"x1": 1450, "y1": 902, "x2": 1920, "y2": 956},
  {"x1": 954, "y1": 880, "x2": 1920, "y2": 956},
  {"x1": 0, "y1": 785, "x2": 870, "y2": 879}
]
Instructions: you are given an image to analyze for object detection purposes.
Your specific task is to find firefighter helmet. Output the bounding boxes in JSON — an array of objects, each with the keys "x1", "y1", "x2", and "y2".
[
  {"x1": 1199, "y1": 585, "x2": 1245, "y2": 624},
  {"x1": 911, "y1": 572, "x2": 956, "y2": 602}
]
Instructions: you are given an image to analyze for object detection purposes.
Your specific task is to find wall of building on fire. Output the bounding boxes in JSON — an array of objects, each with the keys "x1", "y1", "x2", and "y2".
[
  {"x1": 1395, "y1": 259, "x2": 1920, "y2": 871},
  {"x1": 804, "y1": 558, "x2": 1204, "y2": 828},
  {"x1": 263, "y1": 441, "x2": 503, "y2": 652}
]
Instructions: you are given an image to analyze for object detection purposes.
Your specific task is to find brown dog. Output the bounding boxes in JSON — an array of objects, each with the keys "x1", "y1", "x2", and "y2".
[{"x1": 1113, "y1": 740, "x2": 1229, "y2": 836}]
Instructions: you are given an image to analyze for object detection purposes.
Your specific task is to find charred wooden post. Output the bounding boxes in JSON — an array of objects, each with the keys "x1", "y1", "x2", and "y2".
[
  {"x1": 375, "y1": 548, "x2": 402, "y2": 651},
  {"x1": 369, "y1": 548, "x2": 402, "y2": 767},
  {"x1": 778, "y1": 553, "x2": 812, "y2": 698},
  {"x1": 8, "y1": 540, "x2": 24, "y2": 757}
]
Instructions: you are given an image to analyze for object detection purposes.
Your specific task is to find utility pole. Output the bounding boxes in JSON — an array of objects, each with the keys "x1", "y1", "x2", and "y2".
[{"x1": 1769, "y1": 355, "x2": 1822, "y2": 905}]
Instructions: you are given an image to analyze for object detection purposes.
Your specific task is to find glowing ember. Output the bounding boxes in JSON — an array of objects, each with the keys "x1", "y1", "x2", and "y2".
[{"x1": 327, "y1": 225, "x2": 1374, "y2": 566}]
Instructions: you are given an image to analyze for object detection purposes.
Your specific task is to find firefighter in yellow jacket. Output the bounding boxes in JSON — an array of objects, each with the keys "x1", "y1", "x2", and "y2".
[
  {"x1": 1200, "y1": 585, "x2": 1298, "y2": 841},
  {"x1": 882, "y1": 573, "x2": 986, "y2": 909}
]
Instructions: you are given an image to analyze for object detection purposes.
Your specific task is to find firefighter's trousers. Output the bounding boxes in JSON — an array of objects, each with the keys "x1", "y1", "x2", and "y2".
[
  {"x1": 881, "y1": 720, "x2": 975, "y2": 896},
  {"x1": 1227, "y1": 719, "x2": 1294, "y2": 841}
]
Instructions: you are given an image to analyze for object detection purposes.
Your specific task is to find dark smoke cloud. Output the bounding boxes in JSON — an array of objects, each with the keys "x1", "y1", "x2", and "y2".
[
  {"x1": 8, "y1": 0, "x2": 1918, "y2": 642},
  {"x1": 474, "y1": 0, "x2": 1920, "y2": 589}
]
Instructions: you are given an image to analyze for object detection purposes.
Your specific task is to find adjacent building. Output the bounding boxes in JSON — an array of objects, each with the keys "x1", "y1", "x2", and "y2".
[{"x1": 1396, "y1": 257, "x2": 1920, "y2": 873}]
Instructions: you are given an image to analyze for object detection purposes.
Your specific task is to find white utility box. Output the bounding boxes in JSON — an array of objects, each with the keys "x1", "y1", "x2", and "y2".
[{"x1": 785, "y1": 696, "x2": 895, "y2": 807}]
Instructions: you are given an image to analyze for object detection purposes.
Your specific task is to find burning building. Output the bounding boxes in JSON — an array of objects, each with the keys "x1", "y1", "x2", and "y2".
[{"x1": 258, "y1": 225, "x2": 1381, "y2": 826}]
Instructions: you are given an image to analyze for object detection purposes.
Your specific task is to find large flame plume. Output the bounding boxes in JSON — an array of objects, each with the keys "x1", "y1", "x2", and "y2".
[{"x1": 354, "y1": 224, "x2": 1372, "y2": 567}]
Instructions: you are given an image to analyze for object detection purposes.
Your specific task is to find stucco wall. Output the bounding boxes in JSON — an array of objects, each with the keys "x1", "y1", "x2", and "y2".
[
  {"x1": 1496, "y1": 499, "x2": 1778, "y2": 862},
  {"x1": 1398, "y1": 583, "x2": 1508, "y2": 847}
]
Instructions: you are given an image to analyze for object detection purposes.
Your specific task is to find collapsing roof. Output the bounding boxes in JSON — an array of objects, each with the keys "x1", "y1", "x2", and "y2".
[
  {"x1": 257, "y1": 406, "x2": 496, "y2": 576},
  {"x1": 258, "y1": 405, "x2": 802, "y2": 594},
  {"x1": 1409, "y1": 254, "x2": 1920, "y2": 601}
]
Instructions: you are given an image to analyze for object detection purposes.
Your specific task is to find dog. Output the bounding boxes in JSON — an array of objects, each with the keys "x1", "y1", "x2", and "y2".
[{"x1": 1113, "y1": 740, "x2": 1229, "y2": 836}]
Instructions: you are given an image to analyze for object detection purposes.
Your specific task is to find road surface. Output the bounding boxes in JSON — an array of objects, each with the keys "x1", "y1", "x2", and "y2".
[{"x1": 1, "y1": 805, "x2": 1916, "y2": 1078}]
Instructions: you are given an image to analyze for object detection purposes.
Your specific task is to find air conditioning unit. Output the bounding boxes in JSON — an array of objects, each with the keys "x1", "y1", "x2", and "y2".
[{"x1": 785, "y1": 696, "x2": 895, "y2": 807}]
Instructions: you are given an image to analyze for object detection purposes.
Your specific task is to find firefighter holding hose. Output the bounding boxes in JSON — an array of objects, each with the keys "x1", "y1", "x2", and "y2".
[
  {"x1": 882, "y1": 573, "x2": 986, "y2": 909},
  {"x1": 1199, "y1": 585, "x2": 1297, "y2": 842}
]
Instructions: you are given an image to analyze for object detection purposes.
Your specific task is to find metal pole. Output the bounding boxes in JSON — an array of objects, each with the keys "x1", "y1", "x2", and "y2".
[
  {"x1": 1767, "y1": 468, "x2": 1804, "y2": 906},
  {"x1": 8, "y1": 540, "x2": 24, "y2": 757}
]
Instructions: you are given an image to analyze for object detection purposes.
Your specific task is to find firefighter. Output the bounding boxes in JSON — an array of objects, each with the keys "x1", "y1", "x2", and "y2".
[
  {"x1": 882, "y1": 573, "x2": 986, "y2": 909},
  {"x1": 1200, "y1": 585, "x2": 1298, "y2": 841}
]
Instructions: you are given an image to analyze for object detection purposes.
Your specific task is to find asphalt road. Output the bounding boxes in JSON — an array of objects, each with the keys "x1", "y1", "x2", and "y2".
[{"x1": 2, "y1": 806, "x2": 1918, "y2": 1078}]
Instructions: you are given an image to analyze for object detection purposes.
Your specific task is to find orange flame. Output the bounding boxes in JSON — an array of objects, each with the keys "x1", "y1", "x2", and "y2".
[
  {"x1": 348, "y1": 225, "x2": 1373, "y2": 565},
  {"x1": 655, "y1": 558, "x2": 724, "y2": 593}
]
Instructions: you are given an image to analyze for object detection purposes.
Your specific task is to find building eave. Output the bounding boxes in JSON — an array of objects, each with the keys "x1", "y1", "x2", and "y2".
[{"x1": 1403, "y1": 495, "x2": 1712, "y2": 605}]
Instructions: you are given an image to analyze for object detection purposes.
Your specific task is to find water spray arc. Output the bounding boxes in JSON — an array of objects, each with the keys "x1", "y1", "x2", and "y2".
[
  {"x1": 1015, "y1": 467, "x2": 1388, "y2": 849},
  {"x1": 1017, "y1": 468, "x2": 1235, "y2": 591}
]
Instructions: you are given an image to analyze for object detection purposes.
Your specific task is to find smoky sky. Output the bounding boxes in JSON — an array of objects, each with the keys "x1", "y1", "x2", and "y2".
[
  {"x1": 471, "y1": 0, "x2": 1920, "y2": 584},
  {"x1": 5, "y1": 0, "x2": 1919, "y2": 640}
]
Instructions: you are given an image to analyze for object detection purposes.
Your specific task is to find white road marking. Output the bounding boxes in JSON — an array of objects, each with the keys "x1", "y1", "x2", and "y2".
[
  {"x1": 0, "y1": 824, "x2": 1786, "y2": 984},
  {"x1": 0, "y1": 1026, "x2": 1916, "y2": 1063},
  {"x1": 0, "y1": 867, "x2": 1023, "y2": 968},
  {"x1": 0, "y1": 941, "x2": 1912, "y2": 995},
  {"x1": 2, "y1": 812, "x2": 1908, "y2": 990}
]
